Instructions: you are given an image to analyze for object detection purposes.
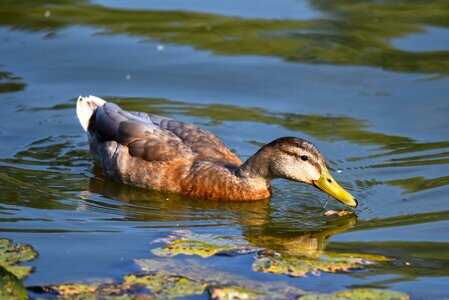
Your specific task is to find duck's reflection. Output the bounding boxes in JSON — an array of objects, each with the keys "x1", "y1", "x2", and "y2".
[
  {"x1": 243, "y1": 215, "x2": 355, "y2": 256},
  {"x1": 86, "y1": 167, "x2": 356, "y2": 256}
]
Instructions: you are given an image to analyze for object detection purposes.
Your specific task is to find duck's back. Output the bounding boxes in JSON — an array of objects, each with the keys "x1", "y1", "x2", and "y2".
[{"x1": 76, "y1": 96, "x2": 249, "y2": 197}]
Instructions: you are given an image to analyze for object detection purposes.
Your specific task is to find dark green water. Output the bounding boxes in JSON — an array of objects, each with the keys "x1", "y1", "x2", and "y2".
[{"x1": 1, "y1": 0, "x2": 448, "y2": 298}]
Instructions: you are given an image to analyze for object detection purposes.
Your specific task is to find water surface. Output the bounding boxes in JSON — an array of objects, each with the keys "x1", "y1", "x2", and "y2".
[{"x1": 0, "y1": 0, "x2": 448, "y2": 299}]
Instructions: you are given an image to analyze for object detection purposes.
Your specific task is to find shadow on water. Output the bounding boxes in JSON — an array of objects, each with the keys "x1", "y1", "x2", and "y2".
[
  {"x1": 0, "y1": 68, "x2": 26, "y2": 94},
  {"x1": 0, "y1": 135, "x2": 90, "y2": 210},
  {"x1": 0, "y1": 0, "x2": 449, "y2": 74}
]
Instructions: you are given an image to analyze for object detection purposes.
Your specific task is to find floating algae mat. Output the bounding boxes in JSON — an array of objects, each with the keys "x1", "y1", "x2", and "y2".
[
  {"x1": 0, "y1": 238, "x2": 37, "y2": 279},
  {"x1": 151, "y1": 231, "x2": 391, "y2": 277},
  {"x1": 124, "y1": 273, "x2": 207, "y2": 297},
  {"x1": 34, "y1": 273, "x2": 206, "y2": 299},
  {"x1": 0, "y1": 234, "x2": 406, "y2": 299},
  {"x1": 0, "y1": 239, "x2": 38, "y2": 299},
  {"x1": 298, "y1": 288, "x2": 410, "y2": 300},
  {"x1": 31, "y1": 258, "x2": 409, "y2": 299},
  {"x1": 151, "y1": 230, "x2": 262, "y2": 258},
  {"x1": 31, "y1": 258, "x2": 305, "y2": 299},
  {"x1": 135, "y1": 258, "x2": 306, "y2": 298},
  {"x1": 253, "y1": 252, "x2": 391, "y2": 277},
  {"x1": 0, "y1": 266, "x2": 28, "y2": 300}
]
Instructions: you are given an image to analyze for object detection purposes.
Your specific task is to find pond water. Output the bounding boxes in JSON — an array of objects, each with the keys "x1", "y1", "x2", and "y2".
[{"x1": 1, "y1": 0, "x2": 448, "y2": 298}]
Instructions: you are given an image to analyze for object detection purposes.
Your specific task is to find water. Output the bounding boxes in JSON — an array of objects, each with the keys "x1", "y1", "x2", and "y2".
[{"x1": 1, "y1": 0, "x2": 448, "y2": 298}]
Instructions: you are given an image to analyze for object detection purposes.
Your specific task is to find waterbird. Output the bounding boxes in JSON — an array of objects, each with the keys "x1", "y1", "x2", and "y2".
[{"x1": 76, "y1": 96, "x2": 357, "y2": 206}]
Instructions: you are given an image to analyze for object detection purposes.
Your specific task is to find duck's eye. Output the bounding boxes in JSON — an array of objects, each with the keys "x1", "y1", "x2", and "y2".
[{"x1": 300, "y1": 155, "x2": 309, "y2": 161}]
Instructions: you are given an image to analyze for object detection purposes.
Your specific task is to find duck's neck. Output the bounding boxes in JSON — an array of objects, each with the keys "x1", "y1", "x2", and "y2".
[{"x1": 237, "y1": 146, "x2": 274, "y2": 186}]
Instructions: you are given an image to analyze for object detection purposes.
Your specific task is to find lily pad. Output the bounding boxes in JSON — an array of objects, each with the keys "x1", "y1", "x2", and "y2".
[
  {"x1": 0, "y1": 265, "x2": 28, "y2": 300},
  {"x1": 253, "y1": 252, "x2": 391, "y2": 277},
  {"x1": 151, "y1": 230, "x2": 261, "y2": 258},
  {"x1": 298, "y1": 288, "x2": 409, "y2": 300},
  {"x1": 0, "y1": 238, "x2": 37, "y2": 279}
]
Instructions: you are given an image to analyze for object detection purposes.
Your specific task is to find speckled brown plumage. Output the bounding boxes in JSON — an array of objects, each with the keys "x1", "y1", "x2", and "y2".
[
  {"x1": 76, "y1": 96, "x2": 357, "y2": 205},
  {"x1": 79, "y1": 97, "x2": 267, "y2": 201}
]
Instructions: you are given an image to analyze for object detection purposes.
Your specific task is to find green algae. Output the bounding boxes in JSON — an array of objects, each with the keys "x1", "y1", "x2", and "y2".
[
  {"x1": 0, "y1": 266, "x2": 28, "y2": 300},
  {"x1": 253, "y1": 252, "x2": 390, "y2": 277},
  {"x1": 0, "y1": 239, "x2": 37, "y2": 300},
  {"x1": 208, "y1": 286, "x2": 264, "y2": 300},
  {"x1": 151, "y1": 231, "x2": 391, "y2": 278},
  {"x1": 135, "y1": 258, "x2": 306, "y2": 299},
  {"x1": 31, "y1": 252, "x2": 404, "y2": 299},
  {"x1": 151, "y1": 230, "x2": 261, "y2": 258},
  {"x1": 39, "y1": 273, "x2": 206, "y2": 299},
  {"x1": 0, "y1": 238, "x2": 37, "y2": 279},
  {"x1": 124, "y1": 273, "x2": 207, "y2": 297},
  {"x1": 298, "y1": 288, "x2": 409, "y2": 300}
]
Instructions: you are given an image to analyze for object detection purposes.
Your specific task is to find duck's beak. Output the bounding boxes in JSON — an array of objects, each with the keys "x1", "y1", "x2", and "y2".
[{"x1": 313, "y1": 168, "x2": 358, "y2": 207}]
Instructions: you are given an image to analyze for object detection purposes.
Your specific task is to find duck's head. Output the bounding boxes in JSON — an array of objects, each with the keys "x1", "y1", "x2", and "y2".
[{"x1": 241, "y1": 137, "x2": 358, "y2": 207}]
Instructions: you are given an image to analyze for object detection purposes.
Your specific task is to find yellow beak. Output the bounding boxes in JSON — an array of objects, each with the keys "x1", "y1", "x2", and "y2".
[{"x1": 313, "y1": 168, "x2": 358, "y2": 207}]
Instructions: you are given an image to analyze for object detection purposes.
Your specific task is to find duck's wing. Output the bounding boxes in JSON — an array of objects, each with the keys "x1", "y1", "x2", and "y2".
[
  {"x1": 129, "y1": 110, "x2": 242, "y2": 165},
  {"x1": 91, "y1": 102, "x2": 241, "y2": 165},
  {"x1": 91, "y1": 102, "x2": 194, "y2": 162}
]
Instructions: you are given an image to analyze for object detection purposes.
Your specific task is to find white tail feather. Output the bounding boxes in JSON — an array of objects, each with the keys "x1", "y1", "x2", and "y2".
[{"x1": 76, "y1": 95, "x2": 106, "y2": 131}]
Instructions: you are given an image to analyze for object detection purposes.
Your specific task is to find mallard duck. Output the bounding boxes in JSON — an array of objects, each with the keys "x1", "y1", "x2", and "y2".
[{"x1": 76, "y1": 96, "x2": 357, "y2": 206}]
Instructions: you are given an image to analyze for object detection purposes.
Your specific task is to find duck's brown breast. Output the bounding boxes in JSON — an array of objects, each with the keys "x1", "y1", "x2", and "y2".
[{"x1": 178, "y1": 160, "x2": 271, "y2": 201}]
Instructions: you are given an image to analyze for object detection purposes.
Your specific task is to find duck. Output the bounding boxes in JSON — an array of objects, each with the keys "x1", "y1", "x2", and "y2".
[{"x1": 76, "y1": 96, "x2": 357, "y2": 207}]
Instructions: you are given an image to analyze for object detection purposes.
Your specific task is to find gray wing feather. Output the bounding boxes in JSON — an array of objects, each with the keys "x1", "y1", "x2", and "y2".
[
  {"x1": 92, "y1": 102, "x2": 238, "y2": 163},
  {"x1": 92, "y1": 103, "x2": 193, "y2": 162},
  {"x1": 129, "y1": 110, "x2": 224, "y2": 147},
  {"x1": 130, "y1": 110, "x2": 236, "y2": 162}
]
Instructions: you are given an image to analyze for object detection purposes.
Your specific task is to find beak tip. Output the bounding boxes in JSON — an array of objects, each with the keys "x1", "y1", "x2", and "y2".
[{"x1": 312, "y1": 173, "x2": 359, "y2": 208}]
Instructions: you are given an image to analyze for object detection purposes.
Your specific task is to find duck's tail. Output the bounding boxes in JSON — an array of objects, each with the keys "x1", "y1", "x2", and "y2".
[{"x1": 76, "y1": 95, "x2": 106, "y2": 131}]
